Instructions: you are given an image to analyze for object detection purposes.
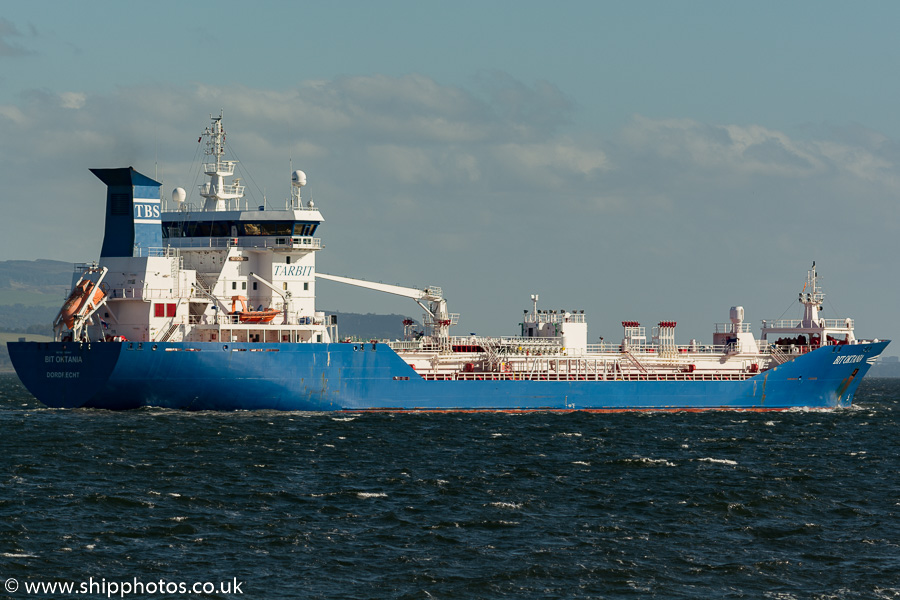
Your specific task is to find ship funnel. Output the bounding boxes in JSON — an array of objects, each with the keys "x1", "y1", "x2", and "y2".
[{"x1": 92, "y1": 167, "x2": 163, "y2": 258}]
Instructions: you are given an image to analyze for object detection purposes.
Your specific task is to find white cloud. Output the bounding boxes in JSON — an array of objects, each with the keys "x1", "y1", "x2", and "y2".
[
  {"x1": 0, "y1": 104, "x2": 27, "y2": 124},
  {"x1": 59, "y1": 92, "x2": 85, "y2": 109},
  {"x1": 622, "y1": 116, "x2": 822, "y2": 177},
  {"x1": 367, "y1": 144, "x2": 444, "y2": 185},
  {"x1": 492, "y1": 140, "x2": 609, "y2": 186},
  {"x1": 617, "y1": 115, "x2": 900, "y2": 201}
]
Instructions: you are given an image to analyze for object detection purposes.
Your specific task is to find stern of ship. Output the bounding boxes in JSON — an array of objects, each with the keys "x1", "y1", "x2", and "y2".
[{"x1": 8, "y1": 341, "x2": 123, "y2": 408}]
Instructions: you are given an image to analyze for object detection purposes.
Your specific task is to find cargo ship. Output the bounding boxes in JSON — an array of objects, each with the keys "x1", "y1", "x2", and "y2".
[{"x1": 8, "y1": 114, "x2": 889, "y2": 411}]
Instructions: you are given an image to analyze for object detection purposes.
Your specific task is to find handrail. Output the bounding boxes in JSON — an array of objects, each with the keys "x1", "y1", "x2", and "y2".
[
  {"x1": 524, "y1": 312, "x2": 587, "y2": 324},
  {"x1": 164, "y1": 236, "x2": 321, "y2": 250},
  {"x1": 162, "y1": 201, "x2": 321, "y2": 213},
  {"x1": 418, "y1": 371, "x2": 755, "y2": 382},
  {"x1": 762, "y1": 318, "x2": 853, "y2": 329},
  {"x1": 714, "y1": 322, "x2": 752, "y2": 333}
]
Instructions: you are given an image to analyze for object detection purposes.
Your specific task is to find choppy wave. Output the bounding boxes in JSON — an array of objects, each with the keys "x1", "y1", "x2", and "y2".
[{"x1": 1, "y1": 374, "x2": 898, "y2": 599}]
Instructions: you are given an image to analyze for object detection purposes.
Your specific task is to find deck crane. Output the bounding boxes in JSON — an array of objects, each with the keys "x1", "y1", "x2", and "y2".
[
  {"x1": 315, "y1": 273, "x2": 458, "y2": 339},
  {"x1": 249, "y1": 272, "x2": 291, "y2": 321}
]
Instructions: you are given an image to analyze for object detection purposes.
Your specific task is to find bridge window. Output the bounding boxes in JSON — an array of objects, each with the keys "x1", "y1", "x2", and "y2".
[
  {"x1": 210, "y1": 222, "x2": 230, "y2": 237},
  {"x1": 162, "y1": 219, "x2": 317, "y2": 238},
  {"x1": 241, "y1": 221, "x2": 295, "y2": 236},
  {"x1": 293, "y1": 223, "x2": 318, "y2": 236}
]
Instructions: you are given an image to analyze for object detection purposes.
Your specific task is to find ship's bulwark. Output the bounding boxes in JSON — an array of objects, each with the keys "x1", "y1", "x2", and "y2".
[{"x1": 8, "y1": 340, "x2": 889, "y2": 411}]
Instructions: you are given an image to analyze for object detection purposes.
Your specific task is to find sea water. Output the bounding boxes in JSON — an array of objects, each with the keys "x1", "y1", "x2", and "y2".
[{"x1": 1, "y1": 374, "x2": 898, "y2": 599}]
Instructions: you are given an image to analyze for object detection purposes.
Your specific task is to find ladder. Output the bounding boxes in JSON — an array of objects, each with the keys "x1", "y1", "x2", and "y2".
[
  {"x1": 157, "y1": 323, "x2": 180, "y2": 342},
  {"x1": 767, "y1": 345, "x2": 793, "y2": 366},
  {"x1": 621, "y1": 351, "x2": 648, "y2": 374},
  {"x1": 481, "y1": 339, "x2": 502, "y2": 368}
]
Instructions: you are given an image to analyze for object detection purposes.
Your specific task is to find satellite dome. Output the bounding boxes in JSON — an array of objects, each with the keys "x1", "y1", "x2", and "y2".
[
  {"x1": 291, "y1": 170, "x2": 307, "y2": 187},
  {"x1": 172, "y1": 187, "x2": 187, "y2": 203}
]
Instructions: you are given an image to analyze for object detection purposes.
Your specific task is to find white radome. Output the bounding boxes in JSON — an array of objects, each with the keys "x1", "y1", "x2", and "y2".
[
  {"x1": 291, "y1": 170, "x2": 307, "y2": 187},
  {"x1": 172, "y1": 187, "x2": 187, "y2": 203}
]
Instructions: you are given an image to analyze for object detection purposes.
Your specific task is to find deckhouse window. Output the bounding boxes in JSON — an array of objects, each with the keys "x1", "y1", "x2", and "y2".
[
  {"x1": 163, "y1": 219, "x2": 318, "y2": 238},
  {"x1": 153, "y1": 303, "x2": 176, "y2": 318},
  {"x1": 240, "y1": 221, "x2": 295, "y2": 236},
  {"x1": 292, "y1": 223, "x2": 318, "y2": 236}
]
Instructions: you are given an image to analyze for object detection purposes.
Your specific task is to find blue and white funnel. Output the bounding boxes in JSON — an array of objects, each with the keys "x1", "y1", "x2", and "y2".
[{"x1": 91, "y1": 167, "x2": 162, "y2": 258}]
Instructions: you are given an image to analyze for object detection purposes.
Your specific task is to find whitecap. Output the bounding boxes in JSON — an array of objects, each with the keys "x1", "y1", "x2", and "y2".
[
  {"x1": 623, "y1": 457, "x2": 676, "y2": 467},
  {"x1": 490, "y1": 501, "x2": 522, "y2": 509},
  {"x1": 2, "y1": 552, "x2": 37, "y2": 558},
  {"x1": 698, "y1": 457, "x2": 738, "y2": 465},
  {"x1": 572, "y1": 461, "x2": 590, "y2": 466},
  {"x1": 357, "y1": 492, "x2": 387, "y2": 499}
]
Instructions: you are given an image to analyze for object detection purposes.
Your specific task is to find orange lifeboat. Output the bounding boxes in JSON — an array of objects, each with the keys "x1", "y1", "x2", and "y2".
[
  {"x1": 230, "y1": 295, "x2": 279, "y2": 324},
  {"x1": 59, "y1": 280, "x2": 107, "y2": 329}
]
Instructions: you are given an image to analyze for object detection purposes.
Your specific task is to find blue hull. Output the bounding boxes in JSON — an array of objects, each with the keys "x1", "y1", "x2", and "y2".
[{"x1": 7, "y1": 340, "x2": 889, "y2": 411}]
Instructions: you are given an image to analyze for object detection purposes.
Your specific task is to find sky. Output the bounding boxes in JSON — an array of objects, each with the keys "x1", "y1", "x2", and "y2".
[{"x1": 2, "y1": 0, "x2": 899, "y2": 348}]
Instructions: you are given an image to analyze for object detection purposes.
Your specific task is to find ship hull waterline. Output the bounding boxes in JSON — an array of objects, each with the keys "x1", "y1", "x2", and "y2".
[{"x1": 8, "y1": 340, "x2": 888, "y2": 412}]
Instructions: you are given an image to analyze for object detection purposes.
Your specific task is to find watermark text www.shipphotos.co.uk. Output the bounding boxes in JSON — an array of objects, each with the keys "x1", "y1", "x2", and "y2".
[{"x1": 4, "y1": 576, "x2": 244, "y2": 597}]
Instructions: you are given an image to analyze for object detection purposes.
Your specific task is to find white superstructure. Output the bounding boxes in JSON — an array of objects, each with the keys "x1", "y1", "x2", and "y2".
[{"x1": 60, "y1": 113, "x2": 336, "y2": 346}]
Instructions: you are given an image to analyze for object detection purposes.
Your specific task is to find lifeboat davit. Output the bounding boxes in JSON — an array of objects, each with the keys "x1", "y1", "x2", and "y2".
[
  {"x1": 59, "y1": 280, "x2": 107, "y2": 329},
  {"x1": 230, "y1": 295, "x2": 279, "y2": 324}
]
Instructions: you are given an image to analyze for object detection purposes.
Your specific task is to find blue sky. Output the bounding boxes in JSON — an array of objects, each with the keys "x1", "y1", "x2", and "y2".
[{"x1": 2, "y1": 1, "x2": 899, "y2": 347}]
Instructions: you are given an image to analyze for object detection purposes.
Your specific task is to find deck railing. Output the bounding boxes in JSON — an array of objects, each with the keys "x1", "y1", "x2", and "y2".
[
  {"x1": 165, "y1": 236, "x2": 321, "y2": 250},
  {"x1": 762, "y1": 318, "x2": 853, "y2": 329},
  {"x1": 418, "y1": 371, "x2": 754, "y2": 382}
]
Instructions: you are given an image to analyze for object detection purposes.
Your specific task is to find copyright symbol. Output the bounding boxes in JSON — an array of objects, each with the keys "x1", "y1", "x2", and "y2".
[{"x1": 5, "y1": 578, "x2": 18, "y2": 593}]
